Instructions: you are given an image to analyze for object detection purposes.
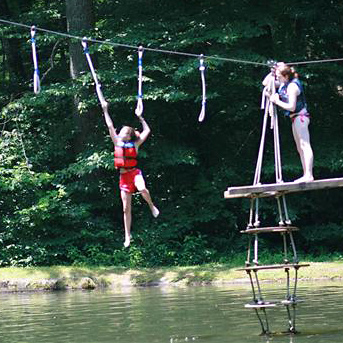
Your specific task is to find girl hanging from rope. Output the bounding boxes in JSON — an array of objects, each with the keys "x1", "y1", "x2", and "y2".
[
  {"x1": 269, "y1": 63, "x2": 314, "y2": 183},
  {"x1": 101, "y1": 101, "x2": 159, "y2": 248}
]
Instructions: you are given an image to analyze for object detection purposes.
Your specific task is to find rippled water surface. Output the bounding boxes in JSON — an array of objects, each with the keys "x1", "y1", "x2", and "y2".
[{"x1": 0, "y1": 281, "x2": 342, "y2": 343}]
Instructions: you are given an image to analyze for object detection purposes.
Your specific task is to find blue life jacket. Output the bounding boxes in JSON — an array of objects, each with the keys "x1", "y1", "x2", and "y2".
[{"x1": 278, "y1": 78, "x2": 307, "y2": 116}]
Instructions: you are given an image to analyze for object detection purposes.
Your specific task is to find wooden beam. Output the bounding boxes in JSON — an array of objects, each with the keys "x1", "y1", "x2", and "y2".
[
  {"x1": 240, "y1": 226, "x2": 299, "y2": 234},
  {"x1": 224, "y1": 177, "x2": 343, "y2": 199},
  {"x1": 245, "y1": 302, "x2": 277, "y2": 309},
  {"x1": 237, "y1": 263, "x2": 310, "y2": 271}
]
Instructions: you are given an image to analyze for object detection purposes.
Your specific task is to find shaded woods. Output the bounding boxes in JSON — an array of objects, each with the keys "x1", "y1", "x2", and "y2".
[{"x1": 1, "y1": 0, "x2": 343, "y2": 267}]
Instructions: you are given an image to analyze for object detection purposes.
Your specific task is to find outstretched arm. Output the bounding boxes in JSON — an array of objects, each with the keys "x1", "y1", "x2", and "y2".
[
  {"x1": 135, "y1": 113, "x2": 151, "y2": 148},
  {"x1": 101, "y1": 101, "x2": 117, "y2": 144}
]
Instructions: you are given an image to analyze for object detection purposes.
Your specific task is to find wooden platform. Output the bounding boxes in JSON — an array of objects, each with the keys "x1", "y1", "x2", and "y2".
[
  {"x1": 240, "y1": 226, "x2": 299, "y2": 234},
  {"x1": 224, "y1": 177, "x2": 343, "y2": 199},
  {"x1": 237, "y1": 263, "x2": 310, "y2": 272}
]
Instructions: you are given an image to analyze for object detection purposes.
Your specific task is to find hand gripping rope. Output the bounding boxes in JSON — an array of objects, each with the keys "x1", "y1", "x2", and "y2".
[
  {"x1": 135, "y1": 46, "x2": 144, "y2": 117},
  {"x1": 198, "y1": 54, "x2": 206, "y2": 122},
  {"x1": 81, "y1": 38, "x2": 106, "y2": 106},
  {"x1": 30, "y1": 26, "x2": 41, "y2": 94}
]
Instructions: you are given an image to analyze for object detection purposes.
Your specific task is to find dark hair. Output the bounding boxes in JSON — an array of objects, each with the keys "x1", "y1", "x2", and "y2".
[{"x1": 278, "y1": 64, "x2": 299, "y2": 80}]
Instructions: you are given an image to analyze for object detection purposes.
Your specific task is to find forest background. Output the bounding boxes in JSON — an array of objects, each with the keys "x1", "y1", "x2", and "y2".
[{"x1": 1, "y1": 0, "x2": 343, "y2": 268}]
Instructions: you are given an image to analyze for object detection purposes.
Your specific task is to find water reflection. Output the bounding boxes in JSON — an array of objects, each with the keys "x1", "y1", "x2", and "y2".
[{"x1": 0, "y1": 282, "x2": 342, "y2": 342}]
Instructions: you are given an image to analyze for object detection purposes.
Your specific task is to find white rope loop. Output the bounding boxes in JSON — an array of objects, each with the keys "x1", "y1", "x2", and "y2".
[
  {"x1": 198, "y1": 54, "x2": 206, "y2": 122},
  {"x1": 81, "y1": 37, "x2": 106, "y2": 106},
  {"x1": 135, "y1": 46, "x2": 144, "y2": 117},
  {"x1": 30, "y1": 25, "x2": 41, "y2": 94}
]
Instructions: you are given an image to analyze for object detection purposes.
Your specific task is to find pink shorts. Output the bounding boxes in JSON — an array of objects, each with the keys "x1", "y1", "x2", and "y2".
[{"x1": 119, "y1": 168, "x2": 142, "y2": 193}]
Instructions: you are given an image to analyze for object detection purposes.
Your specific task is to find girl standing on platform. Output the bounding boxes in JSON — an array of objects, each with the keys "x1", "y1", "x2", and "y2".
[
  {"x1": 269, "y1": 63, "x2": 314, "y2": 183},
  {"x1": 101, "y1": 101, "x2": 159, "y2": 248}
]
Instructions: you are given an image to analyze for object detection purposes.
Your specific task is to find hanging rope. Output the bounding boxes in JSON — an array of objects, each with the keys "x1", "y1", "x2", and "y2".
[
  {"x1": 13, "y1": 114, "x2": 32, "y2": 170},
  {"x1": 30, "y1": 25, "x2": 41, "y2": 94},
  {"x1": 248, "y1": 68, "x2": 292, "y2": 228},
  {"x1": 198, "y1": 54, "x2": 206, "y2": 122},
  {"x1": 81, "y1": 38, "x2": 106, "y2": 106},
  {"x1": 135, "y1": 46, "x2": 144, "y2": 116}
]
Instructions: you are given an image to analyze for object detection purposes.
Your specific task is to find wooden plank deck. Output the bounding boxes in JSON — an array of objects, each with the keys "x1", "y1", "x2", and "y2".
[{"x1": 224, "y1": 177, "x2": 343, "y2": 199}]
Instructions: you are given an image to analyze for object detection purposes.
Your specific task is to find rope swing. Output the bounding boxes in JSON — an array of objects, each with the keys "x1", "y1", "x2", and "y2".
[
  {"x1": 135, "y1": 46, "x2": 144, "y2": 117},
  {"x1": 81, "y1": 37, "x2": 106, "y2": 106},
  {"x1": 30, "y1": 25, "x2": 41, "y2": 94},
  {"x1": 198, "y1": 54, "x2": 206, "y2": 122}
]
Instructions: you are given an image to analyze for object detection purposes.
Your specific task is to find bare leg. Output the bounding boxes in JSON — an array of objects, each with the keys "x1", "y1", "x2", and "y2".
[
  {"x1": 135, "y1": 174, "x2": 159, "y2": 217},
  {"x1": 121, "y1": 190, "x2": 132, "y2": 247},
  {"x1": 292, "y1": 122, "x2": 306, "y2": 173},
  {"x1": 292, "y1": 116, "x2": 314, "y2": 182}
]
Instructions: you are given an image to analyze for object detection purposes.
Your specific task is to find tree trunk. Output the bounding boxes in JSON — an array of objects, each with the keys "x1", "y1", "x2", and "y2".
[
  {"x1": 65, "y1": 0, "x2": 96, "y2": 151},
  {"x1": 66, "y1": 0, "x2": 95, "y2": 79}
]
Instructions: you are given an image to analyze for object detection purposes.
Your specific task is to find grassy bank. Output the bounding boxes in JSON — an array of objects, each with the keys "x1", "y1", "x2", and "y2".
[{"x1": 0, "y1": 261, "x2": 342, "y2": 292}]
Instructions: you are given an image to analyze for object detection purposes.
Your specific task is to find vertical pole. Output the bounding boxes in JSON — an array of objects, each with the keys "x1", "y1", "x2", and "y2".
[
  {"x1": 282, "y1": 232, "x2": 289, "y2": 263},
  {"x1": 282, "y1": 195, "x2": 292, "y2": 225},
  {"x1": 253, "y1": 234, "x2": 259, "y2": 265},
  {"x1": 289, "y1": 232, "x2": 298, "y2": 263},
  {"x1": 285, "y1": 267, "x2": 290, "y2": 300},
  {"x1": 254, "y1": 270, "x2": 264, "y2": 303},
  {"x1": 248, "y1": 199, "x2": 255, "y2": 228},
  {"x1": 247, "y1": 270, "x2": 257, "y2": 302},
  {"x1": 254, "y1": 309, "x2": 268, "y2": 334},
  {"x1": 254, "y1": 198, "x2": 260, "y2": 227},
  {"x1": 276, "y1": 196, "x2": 285, "y2": 225},
  {"x1": 246, "y1": 236, "x2": 252, "y2": 266}
]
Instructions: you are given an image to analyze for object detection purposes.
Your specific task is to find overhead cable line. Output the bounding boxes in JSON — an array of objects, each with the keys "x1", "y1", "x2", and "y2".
[
  {"x1": 0, "y1": 18, "x2": 267, "y2": 66},
  {"x1": 1, "y1": 18, "x2": 343, "y2": 67},
  {"x1": 286, "y1": 57, "x2": 343, "y2": 65}
]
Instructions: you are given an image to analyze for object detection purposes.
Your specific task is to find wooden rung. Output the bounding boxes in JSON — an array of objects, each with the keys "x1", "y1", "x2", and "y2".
[
  {"x1": 240, "y1": 226, "x2": 299, "y2": 234},
  {"x1": 245, "y1": 302, "x2": 277, "y2": 309},
  {"x1": 281, "y1": 299, "x2": 304, "y2": 305},
  {"x1": 237, "y1": 263, "x2": 310, "y2": 271},
  {"x1": 224, "y1": 177, "x2": 343, "y2": 199}
]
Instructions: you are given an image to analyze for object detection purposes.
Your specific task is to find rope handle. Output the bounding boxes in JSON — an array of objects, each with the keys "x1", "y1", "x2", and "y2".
[
  {"x1": 198, "y1": 54, "x2": 206, "y2": 122},
  {"x1": 82, "y1": 37, "x2": 106, "y2": 106},
  {"x1": 135, "y1": 45, "x2": 144, "y2": 117},
  {"x1": 30, "y1": 25, "x2": 41, "y2": 94}
]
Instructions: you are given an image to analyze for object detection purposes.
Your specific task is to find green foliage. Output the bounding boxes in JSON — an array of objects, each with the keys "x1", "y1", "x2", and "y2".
[{"x1": 1, "y1": 0, "x2": 343, "y2": 267}]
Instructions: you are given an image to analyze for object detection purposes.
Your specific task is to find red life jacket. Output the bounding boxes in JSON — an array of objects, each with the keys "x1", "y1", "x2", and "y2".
[{"x1": 114, "y1": 141, "x2": 137, "y2": 169}]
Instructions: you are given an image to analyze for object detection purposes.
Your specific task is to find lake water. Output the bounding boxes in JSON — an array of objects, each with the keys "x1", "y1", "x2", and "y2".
[{"x1": 0, "y1": 281, "x2": 342, "y2": 343}]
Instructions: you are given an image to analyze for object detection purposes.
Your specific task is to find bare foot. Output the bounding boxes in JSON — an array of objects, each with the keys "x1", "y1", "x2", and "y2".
[
  {"x1": 294, "y1": 175, "x2": 314, "y2": 183},
  {"x1": 124, "y1": 235, "x2": 131, "y2": 248},
  {"x1": 151, "y1": 206, "x2": 160, "y2": 218}
]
